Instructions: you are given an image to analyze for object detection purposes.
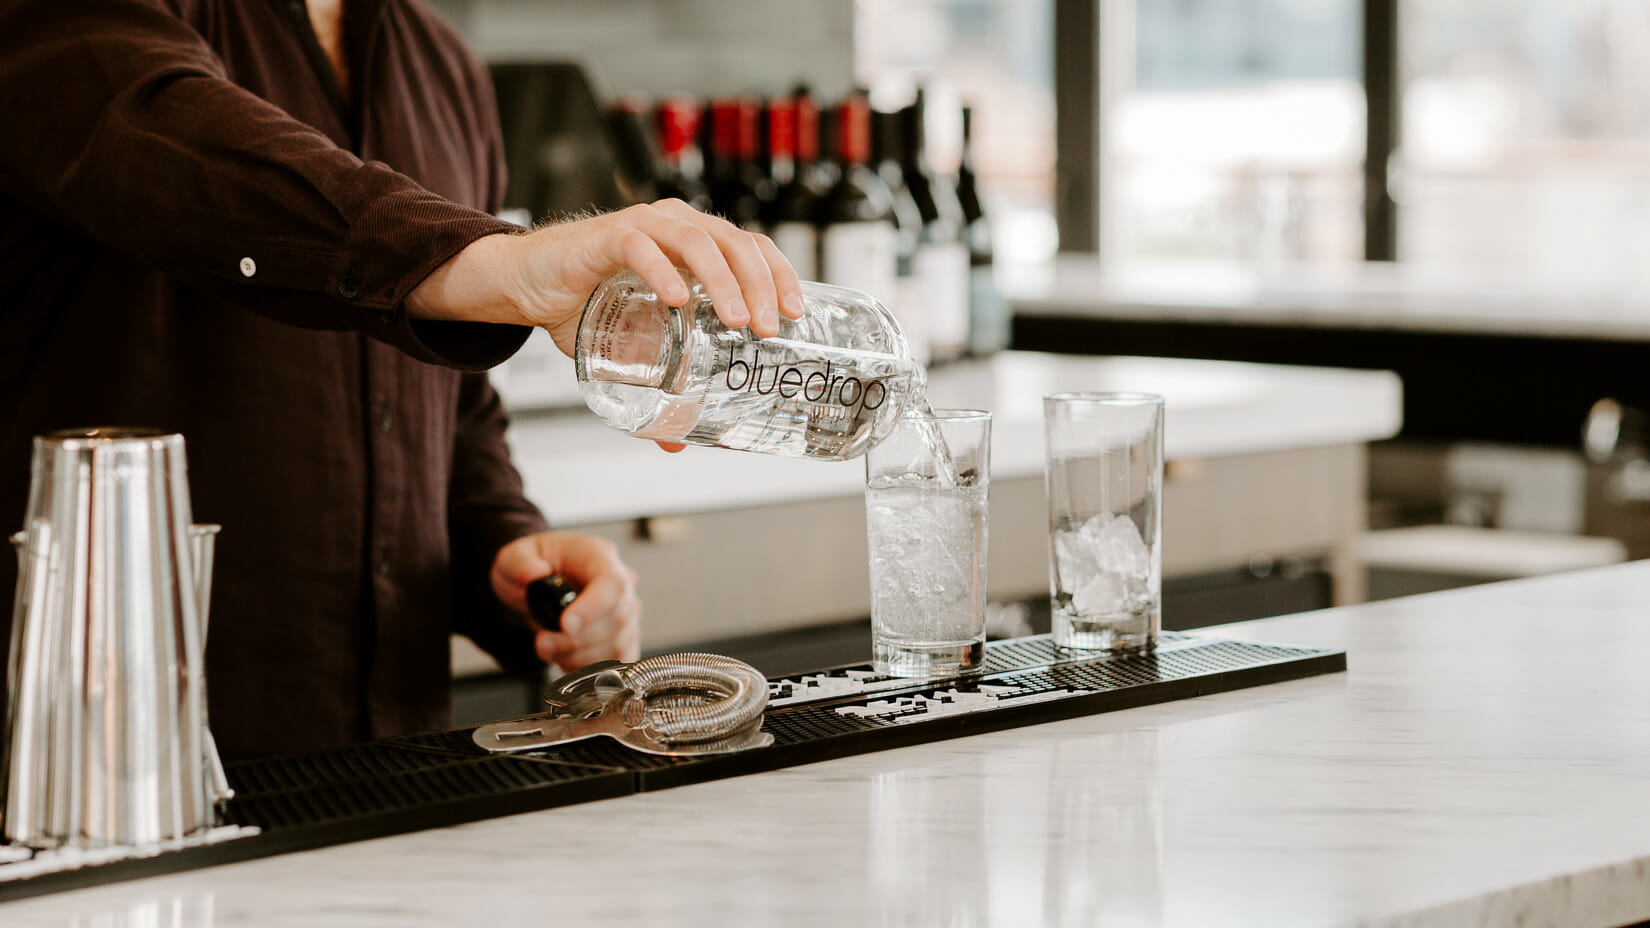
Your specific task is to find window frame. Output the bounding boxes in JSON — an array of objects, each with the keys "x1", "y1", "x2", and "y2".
[{"x1": 1055, "y1": 0, "x2": 1399, "y2": 261}]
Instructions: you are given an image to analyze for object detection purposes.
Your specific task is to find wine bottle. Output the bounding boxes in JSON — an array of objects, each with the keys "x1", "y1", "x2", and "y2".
[
  {"x1": 706, "y1": 97, "x2": 767, "y2": 230},
  {"x1": 871, "y1": 107, "x2": 927, "y2": 365},
  {"x1": 764, "y1": 96, "x2": 821, "y2": 280},
  {"x1": 653, "y1": 96, "x2": 713, "y2": 213},
  {"x1": 818, "y1": 93, "x2": 913, "y2": 360},
  {"x1": 737, "y1": 96, "x2": 776, "y2": 230},
  {"x1": 900, "y1": 90, "x2": 970, "y2": 364},
  {"x1": 957, "y1": 104, "x2": 1009, "y2": 355},
  {"x1": 798, "y1": 84, "x2": 840, "y2": 194}
]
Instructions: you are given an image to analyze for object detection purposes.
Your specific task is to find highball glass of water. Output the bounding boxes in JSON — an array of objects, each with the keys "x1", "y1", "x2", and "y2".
[
  {"x1": 865, "y1": 408, "x2": 991, "y2": 677},
  {"x1": 1044, "y1": 393, "x2": 1163, "y2": 652}
]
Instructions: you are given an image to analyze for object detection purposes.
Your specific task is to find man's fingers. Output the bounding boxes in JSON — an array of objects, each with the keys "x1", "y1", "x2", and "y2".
[
  {"x1": 557, "y1": 622, "x2": 641, "y2": 668},
  {"x1": 609, "y1": 204, "x2": 749, "y2": 327},
  {"x1": 541, "y1": 532, "x2": 622, "y2": 580},
  {"x1": 535, "y1": 596, "x2": 640, "y2": 667},
  {"x1": 585, "y1": 201, "x2": 803, "y2": 339},
  {"x1": 497, "y1": 531, "x2": 641, "y2": 674},
  {"x1": 649, "y1": 199, "x2": 798, "y2": 335},
  {"x1": 561, "y1": 582, "x2": 639, "y2": 645},
  {"x1": 751, "y1": 232, "x2": 806, "y2": 320},
  {"x1": 654, "y1": 200, "x2": 783, "y2": 336},
  {"x1": 559, "y1": 569, "x2": 626, "y2": 631},
  {"x1": 609, "y1": 225, "x2": 687, "y2": 306},
  {"x1": 493, "y1": 540, "x2": 550, "y2": 584},
  {"x1": 535, "y1": 629, "x2": 576, "y2": 664},
  {"x1": 489, "y1": 540, "x2": 549, "y2": 613}
]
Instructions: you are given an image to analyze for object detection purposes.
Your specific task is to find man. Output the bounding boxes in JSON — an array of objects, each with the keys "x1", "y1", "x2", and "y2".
[{"x1": 0, "y1": 0, "x2": 803, "y2": 761}]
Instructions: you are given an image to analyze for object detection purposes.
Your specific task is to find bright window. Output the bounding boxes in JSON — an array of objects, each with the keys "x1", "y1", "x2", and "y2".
[
  {"x1": 1398, "y1": 0, "x2": 1650, "y2": 292},
  {"x1": 855, "y1": 0, "x2": 1058, "y2": 263},
  {"x1": 1107, "y1": 0, "x2": 1366, "y2": 267}
]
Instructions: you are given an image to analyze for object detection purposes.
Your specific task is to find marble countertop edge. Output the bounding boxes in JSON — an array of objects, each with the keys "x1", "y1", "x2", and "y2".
[{"x1": 1002, "y1": 256, "x2": 1650, "y2": 342}]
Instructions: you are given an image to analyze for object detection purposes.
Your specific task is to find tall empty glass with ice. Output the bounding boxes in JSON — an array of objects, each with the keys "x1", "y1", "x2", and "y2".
[
  {"x1": 1044, "y1": 393, "x2": 1163, "y2": 651},
  {"x1": 865, "y1": 409, "x2": 991, "y2": 677}
]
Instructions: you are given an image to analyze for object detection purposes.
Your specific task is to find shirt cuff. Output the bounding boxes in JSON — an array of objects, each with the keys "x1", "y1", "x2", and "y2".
[
  {"x1": 404, "y1": 318, "x2": 533, "y2": 372},
  {"x1": 328, "y1": 176, "x2": 530, "y2": 370}
]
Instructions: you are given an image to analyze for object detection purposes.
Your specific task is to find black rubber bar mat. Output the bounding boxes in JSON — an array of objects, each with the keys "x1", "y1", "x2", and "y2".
[
  {"x1": 0, "y1": 631, "x2": 1342, "y2": 902},
  {"x1": 463, "y1": 632, "x2": 1344, "y2": 791},
  {"x1": 0, "y1": 744, "x2": 630, "y2": 903}
]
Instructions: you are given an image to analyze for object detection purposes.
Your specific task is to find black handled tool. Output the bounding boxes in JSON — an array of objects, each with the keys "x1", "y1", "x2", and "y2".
[{"x1": 526, "y1": 574, "x2": 579, "y2": 632}]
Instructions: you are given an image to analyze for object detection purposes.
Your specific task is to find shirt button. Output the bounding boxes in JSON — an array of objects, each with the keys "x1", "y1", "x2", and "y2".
[
  {"x1": 338, "y1": 274, "x2": 361, "y2": 299},
  {"x1": 375, "y1": 557, "x2": 391, "y2": 577},
  {"x1": 377, "y1": 402, "x2": 393, "y2": 433},
  {"x1": 239, "y1": 257, "x2": 257, "y2": 278}
]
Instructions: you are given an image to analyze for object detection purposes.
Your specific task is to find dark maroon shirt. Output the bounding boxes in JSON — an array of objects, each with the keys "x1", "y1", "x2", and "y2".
[{"x1": 0, "y1": 0, "x2": 551, "y2": 760}]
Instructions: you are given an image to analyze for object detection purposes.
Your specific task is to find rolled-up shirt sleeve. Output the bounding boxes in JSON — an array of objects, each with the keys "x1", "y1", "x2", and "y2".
[{"x1": 0, "y1": 0, "x2": 525, "y2": 370}]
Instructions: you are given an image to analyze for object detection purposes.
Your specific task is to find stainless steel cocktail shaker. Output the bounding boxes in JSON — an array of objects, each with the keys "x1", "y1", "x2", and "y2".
[{"x1": 3, "y1": 428, "x2": 229, "y2": 849}]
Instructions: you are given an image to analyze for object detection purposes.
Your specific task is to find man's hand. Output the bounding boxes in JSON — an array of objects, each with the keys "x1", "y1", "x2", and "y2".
[
  {"x1": 407, "y1": 199, "x2": 805, "y2": 352},
  {"x1": 490, "y1": 531, "x2": 641, "y2": 672}
]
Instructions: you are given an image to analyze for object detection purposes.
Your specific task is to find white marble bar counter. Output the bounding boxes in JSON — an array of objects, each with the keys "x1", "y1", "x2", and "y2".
[
  {"x1": 8, "y1": 562, "x2": 1650, "y2": 927},
  {"x1": 1004, "y1": 254, "x2": 1650, "y2": 341},
  {"x1": 505, "y1": 351, "x2": 1401, "y2": 526}
]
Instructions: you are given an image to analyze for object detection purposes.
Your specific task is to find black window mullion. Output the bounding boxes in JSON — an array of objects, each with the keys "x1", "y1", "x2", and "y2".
[
  {"x1": 1363, "y1": 0, "x2": 1400, "y2": 261},
  {"x1": 1054, "y1": 0, "x2": 1100, "y2": 255}
]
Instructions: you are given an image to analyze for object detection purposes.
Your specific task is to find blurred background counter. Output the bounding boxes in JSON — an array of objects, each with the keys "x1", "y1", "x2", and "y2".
[{"x1": 1005, "y1": 255, "x2": 1650, "y2": 448}]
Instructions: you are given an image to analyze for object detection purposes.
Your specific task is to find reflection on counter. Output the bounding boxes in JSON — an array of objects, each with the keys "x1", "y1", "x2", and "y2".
[
  {"x1": 859, "y1": 730, "x2": 1163, "y2": 928},
  {"x1": 868, "y1": 765, "x2": 988, "y2": 926},
  {"x1": 3, "y1": 891, "x2": 214, "y2": 928},
  {"x1": 1043, "y1": 731, "x2": 1162, "y2": 927}
]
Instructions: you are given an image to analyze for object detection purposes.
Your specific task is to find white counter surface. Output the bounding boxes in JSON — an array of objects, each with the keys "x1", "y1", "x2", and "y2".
[
  {"x1": 6, "y1": 562, "x2": 1650, "y2": 927},
  {"x1": 1005, "y1": 255, "x2": 1650, "y2": 341},
  {"x1": 507, "y1": 351, "x2": 1401, "y2": 525}
]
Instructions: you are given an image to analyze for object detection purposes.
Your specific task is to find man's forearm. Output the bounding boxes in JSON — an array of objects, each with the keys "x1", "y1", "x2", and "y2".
[{"x1": 405, "y1": 231, "x2": 527, "y2": 325}]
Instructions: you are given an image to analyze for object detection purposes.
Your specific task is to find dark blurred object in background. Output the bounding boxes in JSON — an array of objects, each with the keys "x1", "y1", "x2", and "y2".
[
  {"x1": 604, "y1": 94, "x2": 663, "y2": 205},
  {"x1": 490, "y1": 62, "x2": 629, "y2": 220},
  {"x1": 1583, "y1": 398, "x2": 1650, "y2": 560}
]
